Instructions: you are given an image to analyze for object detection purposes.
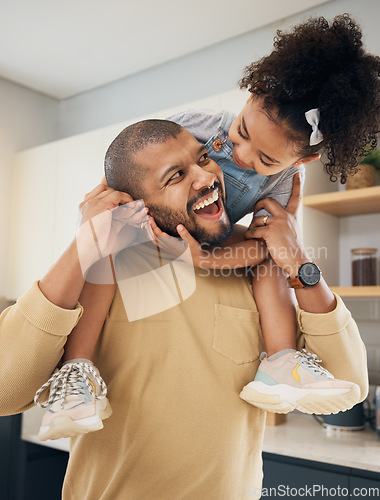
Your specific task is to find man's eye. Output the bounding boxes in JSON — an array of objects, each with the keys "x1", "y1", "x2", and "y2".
[
  {"x1": 237, "y1": 125, "x2": 249, "y2": 140},
  {"x1": 168, "y1": 171, "x2": 183, "y2": 182},
  {"x1": 199, "y1": 153, "x2": 210, "y2": 164}
]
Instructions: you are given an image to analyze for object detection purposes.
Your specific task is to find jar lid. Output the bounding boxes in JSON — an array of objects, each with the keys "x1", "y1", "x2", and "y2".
[{"x1": 351, "y1": 248, "x2": 377, "y2": 255}]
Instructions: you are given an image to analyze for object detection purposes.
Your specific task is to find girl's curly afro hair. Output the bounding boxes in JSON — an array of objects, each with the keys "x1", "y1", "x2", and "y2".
[{"x1": 239, "y1": 14, "x2": 380, "y2": 183}]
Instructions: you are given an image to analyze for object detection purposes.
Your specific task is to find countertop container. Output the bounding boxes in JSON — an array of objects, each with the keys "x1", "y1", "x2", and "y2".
[{"x1": 351, "y1": 248, "x2": 377, "y2": 286}]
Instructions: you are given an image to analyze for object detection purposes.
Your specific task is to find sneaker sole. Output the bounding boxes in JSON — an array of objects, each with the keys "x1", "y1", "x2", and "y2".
[
  {"x1": 239, "y1": 381, "x2": 361, "y2": 415},
  {"x1": 38, "y1": 398, "x2": 112, "y2": 441}
]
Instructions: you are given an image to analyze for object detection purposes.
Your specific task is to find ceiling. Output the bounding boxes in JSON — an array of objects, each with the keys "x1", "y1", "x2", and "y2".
[{"x1": 0, "y1": 0, "x2": 330, "y2": 100}]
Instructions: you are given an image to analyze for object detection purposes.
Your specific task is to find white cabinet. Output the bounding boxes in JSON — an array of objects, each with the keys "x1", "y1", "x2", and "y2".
[
  {"x1": 53, "y1": 130, "x2": 107, "y2": 261},
  {"x1": 6, "y1": 143, "x2": 57, "y2": 299},
  {"x1": 6, "y1": 129, "x2": 106, "y2": 300}
]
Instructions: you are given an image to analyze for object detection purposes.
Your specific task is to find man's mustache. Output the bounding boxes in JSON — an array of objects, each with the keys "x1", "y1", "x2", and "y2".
[{"x1": 186, "y1": 181, "x2": 224, "y2": 214}]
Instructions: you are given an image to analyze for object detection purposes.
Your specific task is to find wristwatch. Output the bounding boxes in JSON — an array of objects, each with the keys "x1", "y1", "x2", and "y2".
[{"x1": 288, "y1": 262, "x2": 321, "y2": 289}]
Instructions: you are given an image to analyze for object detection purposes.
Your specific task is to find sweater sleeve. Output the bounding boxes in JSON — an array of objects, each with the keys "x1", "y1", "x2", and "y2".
[
  {"x1": 0, "y1": 281, "x2": 83, "y2": 415},
  {"x1": 296, "y1": 293, "x2": 369, "y2": 401}
]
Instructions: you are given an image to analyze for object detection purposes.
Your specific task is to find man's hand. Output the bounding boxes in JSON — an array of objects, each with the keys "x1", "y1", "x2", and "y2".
[
  {"x1": 245, "y1": 173, "x2": 310, "y2": 277},
  {"x1": 38, "y1": 179, "x2": 147, "y2": 306},
  {"x1": 76, "y1": 179, "x2": 149, "y2": 280},
  {"x1": 147, "y1": 216, "x2": 195, "y2": 264},
  {"x1": 78, "y1": 176, "x2": 134, "y2": 226}
]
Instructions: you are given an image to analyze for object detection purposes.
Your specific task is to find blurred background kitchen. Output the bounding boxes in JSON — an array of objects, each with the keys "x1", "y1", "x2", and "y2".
[{"x1": 1, "y1": 0, "x2": 380, "y2": 499}]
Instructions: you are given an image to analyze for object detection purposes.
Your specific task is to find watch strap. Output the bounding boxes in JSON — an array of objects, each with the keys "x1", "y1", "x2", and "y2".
[{"x1": 287, "y1": 276, "x2": 305, "y2": 289}]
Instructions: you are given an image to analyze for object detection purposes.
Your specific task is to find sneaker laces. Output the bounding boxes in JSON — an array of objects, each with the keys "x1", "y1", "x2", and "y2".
[
  {"x1": 295, "y1": 349, "x2": 332, "y2": 377},
  {"x1": 34, "y1": 362, "x2": 107, "y2": 409}
]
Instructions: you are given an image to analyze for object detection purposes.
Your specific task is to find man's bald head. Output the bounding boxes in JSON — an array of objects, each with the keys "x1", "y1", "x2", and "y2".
[{"x1": 104, "y1": 119, "x2": 183, "y2": 199}]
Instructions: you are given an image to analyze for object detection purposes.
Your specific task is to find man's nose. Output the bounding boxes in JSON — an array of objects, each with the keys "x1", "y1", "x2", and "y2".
[{"x1": 191, "y1": 166, "x2": 217, "y2": 191}]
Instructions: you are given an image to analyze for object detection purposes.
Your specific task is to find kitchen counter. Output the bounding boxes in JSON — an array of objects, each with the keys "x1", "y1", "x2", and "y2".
[
  {"x1": 22, "y1": 407, "x2": 380, "y2": 472},
  {"x1": 263, "y1": 411, "x2": 380, "y2": 473}
]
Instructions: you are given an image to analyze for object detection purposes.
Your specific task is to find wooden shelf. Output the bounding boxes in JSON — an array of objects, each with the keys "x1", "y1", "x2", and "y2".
[
  {"x1": 303, "y1": 185, "x2": 380, "y2": 216},
  {"x1": 330, "y1": 286, "x2": 380, "y2": 298}
]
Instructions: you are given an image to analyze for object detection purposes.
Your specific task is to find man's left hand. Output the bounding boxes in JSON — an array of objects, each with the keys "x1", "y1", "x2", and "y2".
[{"x1": 245, "y1": 173, "x2": 310, "y2": 277}]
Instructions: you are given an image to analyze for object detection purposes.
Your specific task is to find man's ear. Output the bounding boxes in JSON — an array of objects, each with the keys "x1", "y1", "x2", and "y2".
[{"x1": 293, "y1": 153, "x2": 321, "y2": 167}]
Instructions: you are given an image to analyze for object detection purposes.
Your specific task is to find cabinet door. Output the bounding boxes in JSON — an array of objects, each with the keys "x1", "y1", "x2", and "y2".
[
  {"x1": 6, "y1": 130, "x2": 107, "y2": 300},
  {"x1": 53, "y1": 129, "x2": 106, "y2": 260},
  {"x1": 301, "y1": 164, "x2": 340, "y2": 287},
  {"x1": 350, "y1": 474, "x2": 380, "y2": 495},
  {"x1": 262, "y1": 455, "x2": 349, "y2": 499},
  {"x1": 6, "y1": 143, "x2": 57, "y2": 300},
  {"x1": 302, "y1": 206, "x2": 340, "y2": 286}
]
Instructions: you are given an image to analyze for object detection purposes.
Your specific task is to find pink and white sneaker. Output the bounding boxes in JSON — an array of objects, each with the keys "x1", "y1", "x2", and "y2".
[
  {"x1": 240, "y1": 349, "x2": 361, "y2": 415},
  {"x1": 34, "y1": 359, "x2": 112, "y2": 441}
]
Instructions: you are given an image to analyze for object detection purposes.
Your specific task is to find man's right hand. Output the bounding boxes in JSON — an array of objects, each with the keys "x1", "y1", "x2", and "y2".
[
  {"x1": 38, "y1": 179, "x2": 145, "y2": 307},
  {"x1": 244, "y1": 173, "x2": 310, "y2": 277},
  {"x1": 78, "y1": 176, "x2": 133, "y2": 226},
  {"x1": 76, "y1": 178, "x2": 149, "y2": 281}
]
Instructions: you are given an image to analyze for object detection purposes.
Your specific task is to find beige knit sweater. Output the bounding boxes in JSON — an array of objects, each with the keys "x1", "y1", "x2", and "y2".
[{"x1": 0, "y1": 245, "x2": 368, "y2": 499}]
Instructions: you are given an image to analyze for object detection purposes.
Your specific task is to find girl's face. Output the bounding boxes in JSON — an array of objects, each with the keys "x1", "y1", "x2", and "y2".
[{"x1": 229, "y1": 96, "x2": 304, "y2": 175}]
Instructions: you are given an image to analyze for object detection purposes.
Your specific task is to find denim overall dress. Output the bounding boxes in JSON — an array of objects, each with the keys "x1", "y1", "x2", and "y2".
[{"x1": 205, "y1": 110, "x2": 269, "y2": 224}]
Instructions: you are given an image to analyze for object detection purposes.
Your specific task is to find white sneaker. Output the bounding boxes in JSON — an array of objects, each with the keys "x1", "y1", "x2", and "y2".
[
  {"x1": 34, "y1": 360, "x2": 112, "y2": 441},
  {"x1": 240, "y1": 349, "x2": 360, "y2": 415}
]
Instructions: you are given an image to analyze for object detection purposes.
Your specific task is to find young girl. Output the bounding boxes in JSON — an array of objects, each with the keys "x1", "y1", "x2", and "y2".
[{"x1": 34, "y1": 14, "x2": 380, "y2": 440}]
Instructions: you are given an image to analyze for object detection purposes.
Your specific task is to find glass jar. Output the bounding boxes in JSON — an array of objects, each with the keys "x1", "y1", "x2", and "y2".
[{"x1": 351, "y1": 248, "x2": 377, "y2": 286}]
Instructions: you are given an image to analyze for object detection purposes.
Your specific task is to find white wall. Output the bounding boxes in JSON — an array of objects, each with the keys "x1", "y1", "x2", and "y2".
[
  {"x1": 0, "y1": 78, "x2": 59, "y2": 300},
  {"x1": 58, "y1": 0, "x2": 380, "y2": 139},
  {"x1": 3, "y1": 0, "x2": 380, "y2": 367}
]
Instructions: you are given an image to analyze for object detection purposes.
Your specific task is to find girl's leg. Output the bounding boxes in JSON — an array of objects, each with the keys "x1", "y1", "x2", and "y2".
[
  {"x1": 252, "y1": 258, "x2": 297, "y2": 356},
  {"x1": 34, "y1": 282, "x2": 116, "y2": 441},
  {"x1": 63, "y1": 283, "x2": 116, "y2": 362},
  {"x1": 240, "y1": 258, "x2": 360, "y2": 415}
]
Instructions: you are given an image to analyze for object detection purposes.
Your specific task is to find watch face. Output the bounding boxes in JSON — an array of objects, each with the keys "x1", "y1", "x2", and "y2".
[{"x1": 299, "y1": 263, "x2": 321, "y2": 286}]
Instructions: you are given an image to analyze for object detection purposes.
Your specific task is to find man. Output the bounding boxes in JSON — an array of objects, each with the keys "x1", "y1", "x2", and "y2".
[{"x1": 0, "y1": 120, "x2": 368, "y2": 499}]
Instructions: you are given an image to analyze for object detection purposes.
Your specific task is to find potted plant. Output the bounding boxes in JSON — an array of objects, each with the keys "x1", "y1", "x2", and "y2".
[{"x1": 346, "y1": 147, "x2": 380, "y2": 189}]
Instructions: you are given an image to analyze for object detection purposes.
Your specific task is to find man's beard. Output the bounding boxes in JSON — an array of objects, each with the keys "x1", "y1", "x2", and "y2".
[{"x1": 148, "y1": 185, "x2": 232, "y2": 246}]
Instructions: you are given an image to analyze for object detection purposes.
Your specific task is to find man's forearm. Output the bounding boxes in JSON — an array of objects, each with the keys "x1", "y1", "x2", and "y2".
[
  {"x1": 39, "y1": 240, "x2": 85, "y2": 310},
  {"x1": 294, "y1": 276, "x2": 336, "y2": 314},
  {"x1": 297, "y1": 295, "x2": 368, "y2": 401}
]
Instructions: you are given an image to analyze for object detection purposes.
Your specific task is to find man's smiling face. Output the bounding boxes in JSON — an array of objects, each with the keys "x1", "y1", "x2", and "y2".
[{"x1": 135, "y1": 129, "x2": 232, "y2": 245}]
